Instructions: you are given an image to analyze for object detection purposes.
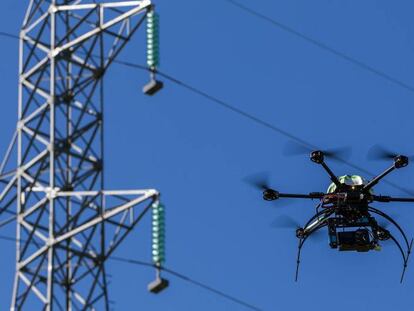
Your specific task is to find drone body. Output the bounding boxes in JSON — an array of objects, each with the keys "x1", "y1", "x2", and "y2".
[{"x1": 259, "y1": 149, "x2": 413, "y2": 282}]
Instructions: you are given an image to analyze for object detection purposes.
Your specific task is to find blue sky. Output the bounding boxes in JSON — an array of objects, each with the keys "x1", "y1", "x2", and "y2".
[{"x1": 1, "y1": 0, "x2": 414, "y2": 310}]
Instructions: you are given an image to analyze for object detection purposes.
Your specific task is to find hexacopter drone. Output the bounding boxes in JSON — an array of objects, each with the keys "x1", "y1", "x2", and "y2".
[{"x1": 253, "y1": 147, "x2": 413, "y2": 282}]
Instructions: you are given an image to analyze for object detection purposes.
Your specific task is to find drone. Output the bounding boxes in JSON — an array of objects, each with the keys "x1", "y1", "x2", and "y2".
[{"x1": 251, "y1": 147, "x2": 414, "y2": 282}]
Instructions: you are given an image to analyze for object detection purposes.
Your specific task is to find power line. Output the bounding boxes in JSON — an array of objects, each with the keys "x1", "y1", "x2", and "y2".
[
  {"x1": 0, "y1": 18, "x2": 411, "y2": 308},
  {"x1": 110, "y1": 256, "x2": 263, "y2": 311},
  {"x1": 225, "y1": 0, "x2": 414, "y2": 94},
  {"x1": 155, "y1": 72, "x2": 414, "y2": 195},
  {"x1": 0, "y1": 235, "x2": 264, "y2": 311},
  {"x1": 1, "y1": 30, "x2": 413, "y2": 196},
  {"x1": 0, "y1": 234, "x2": 19, "y2": 242},
  {"x1": 0, "y1": 215, "x2": 17, "y2": 229},
  {"x1": 0, "y1": 31, "x2": 19, "y2": 40}
]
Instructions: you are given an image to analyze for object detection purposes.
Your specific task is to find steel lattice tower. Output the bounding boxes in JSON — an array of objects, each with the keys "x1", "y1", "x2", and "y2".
[{"x1": 0, "y1": 1, "x2": 162, "y2": 310}]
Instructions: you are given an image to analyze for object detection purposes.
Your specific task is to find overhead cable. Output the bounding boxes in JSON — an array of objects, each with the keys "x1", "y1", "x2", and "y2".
[
  {"x1": 1, "y1": 30, "x2": 413, "y2": 196},
  {"x1": 110, "y1": 256, "x2": 263, "y2": 311},
  {"x1": 225, "y1": 0, "x2": 414, "y2": 94}
]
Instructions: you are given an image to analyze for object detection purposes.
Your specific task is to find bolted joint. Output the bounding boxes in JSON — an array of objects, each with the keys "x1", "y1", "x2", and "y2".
[
  {"x1": 93, "y1": 67, "x2": 105, "y2": 80},
  {"x1": 93, "y1": 159, "x2": 103, "y2": 171},
  {"x1": 96, "y1": 112, "x2": 103, "y2": 122},
  {"x1": 58, "y1": 49, "x2": 73, "y2": 61},
  {"x1": 61, "y1": 184, "x2": 74, "y2": 192},
  {"x1": 61, "y1": 91, "x2": 74, "y2": 103},
  {"x1": 55, "y1": 140, "x2": 71, "y2": 153}
]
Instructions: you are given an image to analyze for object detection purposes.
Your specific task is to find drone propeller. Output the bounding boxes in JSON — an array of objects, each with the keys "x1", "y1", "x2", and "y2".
[
  {"x1": 270, "y1": 214, "x2": 300, "y2": 229},
  {"x1": 283, "y1": 141, "x2": 351, "y2": 161},
  {"x1": 367, "y1": 145, "x2": 414, "y2": 161},
  {"x1": 244, "y1": 173, "x2": 294, "y2": 207},
  {"x1": 244, "y1": 172, "x2": 271, "y2": 191}
]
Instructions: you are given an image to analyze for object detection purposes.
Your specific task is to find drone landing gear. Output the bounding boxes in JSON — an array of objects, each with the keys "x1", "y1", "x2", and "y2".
[
  {"x1": 400, "y1": 239, "x2": 413, "y2": 283},
  {"x1": 295, "y1": 237, "x2": 305, "y2": 282}
]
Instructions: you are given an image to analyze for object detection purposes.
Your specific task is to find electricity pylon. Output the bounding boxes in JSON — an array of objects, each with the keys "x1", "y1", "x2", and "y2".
[{"x1": 0, "y1": 1, "x2": 164, "y2": 310}]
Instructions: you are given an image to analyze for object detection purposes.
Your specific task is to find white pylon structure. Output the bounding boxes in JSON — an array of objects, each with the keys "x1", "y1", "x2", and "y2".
[{"x1": 0, "y1": 1, "x2": 162, "y2": 310}]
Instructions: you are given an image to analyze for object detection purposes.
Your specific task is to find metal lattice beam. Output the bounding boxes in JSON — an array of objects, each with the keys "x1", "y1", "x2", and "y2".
[{"x1": 0, "y1": 1, "x2": 159, "y2": 310}]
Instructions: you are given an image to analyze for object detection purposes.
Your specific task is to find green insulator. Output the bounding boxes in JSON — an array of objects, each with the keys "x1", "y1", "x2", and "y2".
[
  {"x1": 147, "y1": 40, "x2": 158, "y2": 46},
  {"x1": 152, "y1": 254, "x2": 165, "y2": 261},
  {"x1": 153, "y1": 240, "x2": 164, "y2": 247},
  {"x1": 153, "y1": 230, "x2": 164, "y2": 237},
  {"x1": 147, "y1": 45, "x2": 158, "y2": 51},
  {"x1": 152, "y1": 220, "x2": 164, "y2": 227},
  {"x1": 151, "y1": 202, "x2": 165, "y2": 265},
  {"x1": 147, "y1": 27, "x2": 159, "y2": 33},
  {"x1": 153, "y1": 240, "x2": 164, "y2": 248},
  {"x1": 146, "y1": 10, "x2": 160, "y2": 68},
  {"x1": 153, "y1": 256, "x2": 164, "y2": 263},
  {"x1": 153, "y1": 217, "x2": 165, "y2": 223},
  {"x1": 153, "y1": 228, "x2": 164, "y2": 234}
]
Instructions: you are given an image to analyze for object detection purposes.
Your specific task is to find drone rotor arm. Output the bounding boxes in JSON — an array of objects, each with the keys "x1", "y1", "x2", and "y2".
[
  {"x1": 372, "y1": 195, "x2": 414, "y2": 203},
  {"x1": 320, "y1": 161, "x2": 342, "y2": 188},
  {"x1": 310, "y1": 151, "x2": 341, "y2": 187},
  {"x1": 364, "y1": 154, "x2": 410, "y2": 192},
  {"x1": 264, "y1": 191, "x2": 325, "y2": 202},
  {"x1": 363, "y1": 165, "x2": 396, "y2": 192},
  {"x1": 277, "y1": 192, "x2": 325, "y2": 200}
]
